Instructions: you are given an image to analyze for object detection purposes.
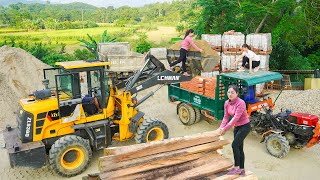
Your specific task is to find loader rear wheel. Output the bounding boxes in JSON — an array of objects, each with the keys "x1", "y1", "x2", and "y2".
[
  {"x1": 265, "y1": 133, "x2": 290, "y2": 158},
  {"x1": 178, "y1": 103, "x2": 196, "y2": 125},
  {"x1": 49, "y1": 135, "x2": 92, "y2": 177},
  {"x1": 135, "y1": 119, "x2": 169, "y2": 143}
]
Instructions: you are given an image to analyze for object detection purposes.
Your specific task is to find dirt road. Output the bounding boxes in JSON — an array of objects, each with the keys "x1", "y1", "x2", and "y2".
[{"x1": 1, "y1": 87, "x2": 319, "y2": 180}]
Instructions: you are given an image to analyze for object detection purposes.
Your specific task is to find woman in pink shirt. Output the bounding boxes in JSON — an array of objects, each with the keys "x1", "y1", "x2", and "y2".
[
  {"x1": 169, "y1": 29, "x2": 203, "y2": 76},
  {"x1": 218, "y1": 85, "x2": 250, "y2": 175}
]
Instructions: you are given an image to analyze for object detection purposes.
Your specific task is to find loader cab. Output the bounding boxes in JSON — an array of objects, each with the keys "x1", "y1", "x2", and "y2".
[{"x1": 45, "y1": 61, "x2": 111, "y2": 119}]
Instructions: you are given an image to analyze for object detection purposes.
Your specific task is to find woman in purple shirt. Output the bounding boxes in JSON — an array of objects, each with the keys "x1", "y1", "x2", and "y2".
[
  {"x1": 169, "y1": 29, "x2": 203, "y2": 76},
  {"x1": 218, "y1": 85, "x2": 251, "y2": 175}
]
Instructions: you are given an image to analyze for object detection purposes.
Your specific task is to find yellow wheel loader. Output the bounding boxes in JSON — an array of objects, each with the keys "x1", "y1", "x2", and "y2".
[{"x1": 2, "y1": 55, "x2": 191, "y2": 177}]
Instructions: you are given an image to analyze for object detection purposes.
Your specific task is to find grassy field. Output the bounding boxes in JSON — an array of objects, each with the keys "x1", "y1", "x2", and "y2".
[
  {"x1": 0, "y1": 25, "x2": 179, "y2": 52},
  {"x1": 0, "y1": 26, "x2": 133, "y2": 45}
]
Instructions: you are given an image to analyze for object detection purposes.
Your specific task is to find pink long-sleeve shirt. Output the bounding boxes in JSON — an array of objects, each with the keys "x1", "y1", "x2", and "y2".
[
  {"x1": 181, "y1": 36, "x2": 201, "y2": 51},
  {"x1": 219, "y1": 97, "x2": 249, "y2": 131}
]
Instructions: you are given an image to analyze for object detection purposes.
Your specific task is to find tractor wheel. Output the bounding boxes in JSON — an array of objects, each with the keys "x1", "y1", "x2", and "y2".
[
  {"x1": 265, "y1": 133, "x2": 290, "y2": 158},
  {"x1": 49, "y1": 135, "x2": 92, "y2": 177},
  {"x1": 135, "y1": 119, "x2": 169, "y2": 143},
  {"x1": 178, "y1": 103, "x2": 196, "y2": 125},
  {"x1": 194, "y1": 107, "x2": 201, "y2": 123}
]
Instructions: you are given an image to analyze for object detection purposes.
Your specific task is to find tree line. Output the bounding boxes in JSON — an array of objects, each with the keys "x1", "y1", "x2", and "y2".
[
  {"x1": 188, "y1": 0, "x2": 319, "y2": 71},
  {"x1": 0, "y1": 1, "x2": 193, "y2": 30}
]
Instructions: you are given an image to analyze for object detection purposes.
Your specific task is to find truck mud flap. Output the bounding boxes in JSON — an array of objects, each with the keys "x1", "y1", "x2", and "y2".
[{"x1": 2, "y1": 127, "x2": 46, "y2": 168}]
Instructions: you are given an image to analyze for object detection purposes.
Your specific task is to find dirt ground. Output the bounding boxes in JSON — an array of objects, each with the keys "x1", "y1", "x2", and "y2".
[
  {"x1": 0, "y1": 47, "x2": 319, "y2": 179},
  {"x1": 1, "y1": 87, "x2": 320, "y2": 180}
]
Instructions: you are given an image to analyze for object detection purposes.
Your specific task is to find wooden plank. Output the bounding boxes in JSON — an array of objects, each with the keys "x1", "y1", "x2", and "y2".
[
  {"x1": 104, "y1": 130, "x2": 220, "y2": 157},
  {"x1": 100, "y1": 152, "x2": 205, "y2": 179},
  {"x1": 167, "y1": 156, "x2": 233, "y2": 180},
  {"x1": 99, "y1": 140, "x2": 230, "y2": 172},
  {"x1": 112, "y1": 152, "x2": 222, "y2": 180}
]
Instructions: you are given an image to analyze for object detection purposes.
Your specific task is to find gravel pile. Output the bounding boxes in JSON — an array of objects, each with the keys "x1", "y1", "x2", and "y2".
[{"x1": 268, "y1": 90, "x2": 320, "y2": 115}]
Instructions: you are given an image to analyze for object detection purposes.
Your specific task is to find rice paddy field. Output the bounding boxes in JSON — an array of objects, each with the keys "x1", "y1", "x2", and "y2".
[{"x1": 0, "y1": 24, "x2": 179, "y2": 52}]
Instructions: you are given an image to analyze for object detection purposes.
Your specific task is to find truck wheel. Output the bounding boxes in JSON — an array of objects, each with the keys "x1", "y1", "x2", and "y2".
[
  {"x1": 194, "y1": 107, "x2": 201, "y2": 123},
  {"x1": 178, "y1": 103, "x2": 196, "y2": 125},
  {"x1": 135, "y1": 118, "x2": 169, "y2": 143},
  {"x1": 265, "y1": 133, "x2": 290, "y2": 158},
  {"x1": 49, "y1": 135, "x2": 92, "y2": 177}
]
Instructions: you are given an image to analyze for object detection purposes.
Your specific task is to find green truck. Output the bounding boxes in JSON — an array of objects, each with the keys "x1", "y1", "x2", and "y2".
[{"x1": 168, "y1": 70, "x2": 283, "y2": 125}]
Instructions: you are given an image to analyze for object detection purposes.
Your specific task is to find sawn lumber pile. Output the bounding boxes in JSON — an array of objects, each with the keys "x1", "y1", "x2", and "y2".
[{"x1": 97, "y1": 131, "x2": 258, "y2": 180}]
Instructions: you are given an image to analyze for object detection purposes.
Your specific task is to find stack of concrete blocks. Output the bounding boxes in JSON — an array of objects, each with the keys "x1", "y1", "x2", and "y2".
[
  {"x1": 201, "y1": 34, "x2": 222, "y2": 55},
  {"x1": 98, "y1": 42, "x2": 145, "y2": 72},
  {"x1": 201, "y1": 71, "x2": 220, "y2": 78},
  {"x1": 246, "y1": 33, "x2": 272, "y2": 71},
  {"x1": 221, "y1": 53, "x2": 243, "y2": 72},
  {"x1": 221, "y1": 33, "x2": 245, "y2": 71},
  {"x1": 246, "y1": 33, "x2": 272, "y2": 94}
]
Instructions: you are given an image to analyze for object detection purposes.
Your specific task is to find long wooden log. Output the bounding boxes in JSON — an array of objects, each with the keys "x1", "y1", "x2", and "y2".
[
  {"x1": 104, "y1": 131, "x2": 219, "y2": 156},
  {"x1": 99, "y1": 140, "x2": 230, "y2": 172},
  {"x1": 100, "y1": 152, "x2": 206, "y2": 179},
  {"x1": 110, "y1": 152, "x2": 221, "y2": 180},
  {"x1": 102, "y1": 130, "x2": 220, "y2": 163},
  {"x1": 167, "y1": 155, "x2": 233, "y2": 180}
]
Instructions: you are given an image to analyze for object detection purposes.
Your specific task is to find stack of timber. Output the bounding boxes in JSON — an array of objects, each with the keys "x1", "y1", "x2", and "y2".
[{"x1": 97, "y1": 131, "x2": 257, "y2": 180}]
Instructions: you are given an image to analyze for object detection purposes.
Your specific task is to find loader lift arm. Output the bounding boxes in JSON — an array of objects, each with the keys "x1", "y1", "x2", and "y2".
[{"x1": 117, "y1": 54, "x2": 192, "y2": 106}]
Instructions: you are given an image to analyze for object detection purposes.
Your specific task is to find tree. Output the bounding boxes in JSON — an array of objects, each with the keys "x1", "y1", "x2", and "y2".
[{"x1": 79, "y1": 30, "x2": 117, "y2": 59}]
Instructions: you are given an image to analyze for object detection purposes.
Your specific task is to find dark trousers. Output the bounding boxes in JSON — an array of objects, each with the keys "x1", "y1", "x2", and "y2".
[
  {"x1": 242, "y1": 56, "x2": 260, "y2": 69},
  {"x1": 170, "y1": 48, "x2": 187, "y2": 72},
  {"x1": 232, "y1": 123, "x2": 250, "y2": 169}
]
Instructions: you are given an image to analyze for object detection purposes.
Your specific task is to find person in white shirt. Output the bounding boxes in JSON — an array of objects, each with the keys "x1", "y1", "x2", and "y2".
[{"x1": 233, "y1": 44, "x2": 260, "y2": 73}]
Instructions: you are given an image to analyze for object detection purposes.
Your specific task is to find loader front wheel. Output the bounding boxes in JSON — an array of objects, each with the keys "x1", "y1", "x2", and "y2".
[
  {"x1": 49, "y1": 135, "x2": 92, "y2": 177},
  {"x1": 265, "y1": 133, "x2": 290, "y2": 158},
  {"x1": 135, "y1": 119, "x2": 169, "y2": 143},
  {"x1": 178, "y1": 103, "x2": 196, "y2": 125}
]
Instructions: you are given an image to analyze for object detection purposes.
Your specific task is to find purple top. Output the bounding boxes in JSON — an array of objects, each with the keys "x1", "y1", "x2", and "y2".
[
  {"x1": 181, "y1": 36, "x2": 201, "y2": 51},
  {"x1": 219, "y1": 97, "x2": 249, "y2": 131}
]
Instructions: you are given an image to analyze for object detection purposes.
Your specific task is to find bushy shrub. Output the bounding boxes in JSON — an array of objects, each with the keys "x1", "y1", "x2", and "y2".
[
  {"x1": 42, "y1": 53, "x2": 74, "y2": 66},
  {"x1": 73, "y1": 49, "x2": 96, "y2": 60},
  {"x1": 136, "y1": 41, "x2": 152, "y2": 54}
]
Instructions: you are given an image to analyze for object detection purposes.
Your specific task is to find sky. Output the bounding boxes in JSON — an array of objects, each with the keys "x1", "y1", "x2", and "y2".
[{"x1": 48, "y1": 0, "x2": 173, "y2": 8}]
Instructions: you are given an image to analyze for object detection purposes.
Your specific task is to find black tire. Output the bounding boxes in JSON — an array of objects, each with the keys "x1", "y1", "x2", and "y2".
[
  {"x1": 135, "y1": 118, "x2": 169, "y2": 143},
  {"x1": 265, "y1": 133, "x2": 290, "y2": 158},
  {"x1": 194, "y1": 107, "x2": 201, "y2": 123},
  {"x1": 178, "y1": 103, "x2": 196, "y2": 125},
  {"x1": 49, "y1": 135, "x2": 92, "y2": 177}
]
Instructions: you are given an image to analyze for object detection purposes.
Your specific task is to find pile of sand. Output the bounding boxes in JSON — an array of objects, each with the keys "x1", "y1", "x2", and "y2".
[
  {"x1": 0, "y1": 46, "x2": 50, "y2": 127},
  {"x1": 169, "y1": 40, "x2": 218, "y2": 57}
]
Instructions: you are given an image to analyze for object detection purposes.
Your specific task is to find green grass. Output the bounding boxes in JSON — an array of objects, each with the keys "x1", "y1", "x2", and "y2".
[
  {"x1": 0, "y1": 25, "x2": 178, "y2": 52},
  {"x1": 0, "y1": 28, "x2": 27, "y2": 34},
  {"x1": 0, "y1": 26, "x2": 134, "y2": 45}
]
